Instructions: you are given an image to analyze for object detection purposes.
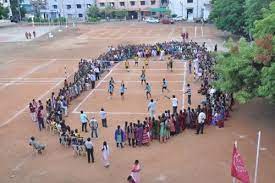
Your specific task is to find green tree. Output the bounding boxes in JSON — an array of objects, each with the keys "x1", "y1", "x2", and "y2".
[
  {"x1": 87, "y1": 5, "x2": 100, "y2": 21},
  {"x1": 0, "y1": 3, "x2": 9, "y2": 19},
  {"x1": 214, "y1": 38, "x2": 260, "y2": 103},
  {"x1": 253, "y1": 2, "x2": 275, "y2": 39},
  {"x1": 258, "y1": 63, "x2": 275, "y2": 102},
  {"x1": 209, "y1": 0, "x2": 246, "y2": 36},
  {"x1": 244, "y1": 0, "x2": 272, "y2": 37},
  {"x1": 114, "y1": 9, "x2": 127, "y2": 19}
]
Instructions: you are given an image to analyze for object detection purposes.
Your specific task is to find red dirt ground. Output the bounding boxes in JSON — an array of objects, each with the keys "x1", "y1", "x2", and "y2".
[{"x1": 0, "y1": 22, "x2": 274, "y2": 183}]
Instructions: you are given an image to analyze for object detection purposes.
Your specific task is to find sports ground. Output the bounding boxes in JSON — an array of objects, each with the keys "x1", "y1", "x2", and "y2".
[{"x1": 0, "y1": 22, "x2": 274, "y2": 183}]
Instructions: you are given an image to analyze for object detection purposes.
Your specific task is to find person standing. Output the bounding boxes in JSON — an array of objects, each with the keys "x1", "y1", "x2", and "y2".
[
  {"x1": 185, "y1": 84, "x2": 192, "y2": 106},
  {"x1": 131, "y1": 160, "x2": 141, "y2": 183},
  {"x1": 101, "y1": 141, "x2": 110, "y2": 168},
  {"x1": 29, "y1": 103, "x2": 36, "y2": 122},
  {"x1": 160, "y1": 49, "x2": 165, "y2": 61},
  {"x1": 99, "y1": 108, "x2": 107, "y2": 127},
  {"x1": 108, "y1": 80, "x2": 114, "y2": 99},
  {"x1": 120, "y1": 83, "x2": 127, "y2": 100},
  {"x1": 165, "y1": 95, "x2": 178, "y2": 114},
  {"x1": 89, "y1": 116, "x2": 98, "y2": 138},
  {"x1": 33, "y1": 30, "x2": 36, "y2": 38},
  {"x1": 85, "y1": 138, "x2": 94, "y2": 163},
  {"x1": 114, "y1": 125, "x2": 125, "y2": 148},
  {"x1": 90, "y1": 72, "x2": 96, "y2": 89},
  {"x1": 80, "y1": 110, "x2": 88, "y2": 132},
  {"x1": 145, "y1": 82, "x2": 152, "y2": 99},
  {"x1": 147, "y1": 99, "x2": 157, "y2": 118},
  {"x1": 197, "y1": 111, "x2": 206, "y2": 135},
  {"x1": 94, "y1": 66, "x2": 100, "y2": 80},
  {"x1": 37, "y1": 106, "x2": 45, "y2": 131}
]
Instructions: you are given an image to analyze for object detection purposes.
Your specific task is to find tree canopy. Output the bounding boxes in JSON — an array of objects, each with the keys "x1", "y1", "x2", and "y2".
[{"x1": 0, "y1": 3, "x2": 9, "y2": 19}]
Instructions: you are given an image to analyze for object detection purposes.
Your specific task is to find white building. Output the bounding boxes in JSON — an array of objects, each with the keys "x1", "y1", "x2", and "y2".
[
  {"x1": 0, "y1": 0, "x2": 12, "y2": 17},
  {"x1": 168, "y1": 0, "x2": 211, "y2": 21},
  {"x1": 41, "y1": 0, "x2": 96, "y2": 21}
]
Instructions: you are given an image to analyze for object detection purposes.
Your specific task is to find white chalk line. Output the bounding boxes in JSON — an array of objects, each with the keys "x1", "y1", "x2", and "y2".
[
  {"x1": 113, "y1": 69, "x2": 185, "y2": 71},
  {"x1": 0, "y1": 59, "x2": 56, "y2": 91},
  {"x1": 72, "y1": 111, "x2": 148, "y2": 115},
  {"x1": 72, "y1": 62, "x2": 122, "y2": 113},
  {"x1": 101, "y1": 80, "x2": 184, "y2": 83},
  {"x1": 182, "y1": 61, "x2": 187, "y2": 110},
  {"x1": 194, "y1": 26, "x2": 197, "y2": 38},
  {"x1": 110, "y1": 72, "x2": 185, "y2": 76},
  {"x1": 0, "y1": 72, "x2": 73, "y2": 128},
  {"x1": 201, "y1": 26, "x2": 203, "y2": 38}
]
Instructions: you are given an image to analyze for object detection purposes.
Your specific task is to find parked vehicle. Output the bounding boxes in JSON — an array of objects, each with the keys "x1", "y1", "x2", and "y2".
[
  {"x1": 145, "y1": 17, "x2": 159, "y2": 23},
  {"x1": 161, "y1": 18, "x2": 174, "y2": 24},
  {"x1": 172, "y1": 16, "x2": 184, "y2": 21}
]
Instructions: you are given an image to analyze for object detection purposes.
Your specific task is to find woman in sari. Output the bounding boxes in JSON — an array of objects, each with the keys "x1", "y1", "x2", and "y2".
[{"x1": 101, "y1": 141, "x2": 110, "y2": 168}]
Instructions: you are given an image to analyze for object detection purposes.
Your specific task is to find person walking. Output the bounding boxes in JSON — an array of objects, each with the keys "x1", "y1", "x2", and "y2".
[
  {"x1": 145, "y1": 82, "x2": 152, "y2": 99},
  {"x1": 162, "y1": 78, "x2": 169, "y2": 93},
  {"x1": 80, "y1": 110, "x2": 88, "y2": 132},
  {"x1": 131, "y1": 160, "x2": 141, "y2": 183},
  {"x1": 85, "y1": 137, "x2": 94, "y2": 163},
  {"x1": 185, "y1": 84, "x2": 192, "y2": 106},
  {"x1": 99, "y1": 108, "x2": 107, "y2": 127},
  {"x1": 101, "y1": 141, "x2": 110, "y2": 168},
  {"x1": 89, "y1": 116, "x2": 98, "y2": 138},
  {"x1": 196, "y1": 111, "x2": 206, "y2": 135},
  {"x1": 165, "y1": 95, "x2": 178, "y2": 114}
]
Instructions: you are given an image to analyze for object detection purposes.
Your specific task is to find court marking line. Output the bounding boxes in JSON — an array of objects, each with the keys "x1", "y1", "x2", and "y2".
[
  {"x1": 72, "y1": 62, "x2": 122, "y2": 113},
  {"x1": 194, "y1": 26, "x2": 197, "y2": 38},
  {"x1": 201, "y1": 26, "x2": 204, "y2": 37},
  {"x1": 101, "y1": 80, "x2": 184, "y2": 83},
  {"x1": 182, "y1": 61, "x2": 187, "y2": 110},
  {"x1": 113, "y1": 69, "x2": 185, "y2": 71},
  {"x1": 73, "y1": 111, "x2": 148, "y2": 115},
  {"x1": 0, "y1": 71, "x2": 73, "y2": 128},
  {"x1": 110, "y1": 72, "x2": 185, "y2": 76},
  {"x1": 0, "y1": 59, "x2": 56, "y2": 91}
]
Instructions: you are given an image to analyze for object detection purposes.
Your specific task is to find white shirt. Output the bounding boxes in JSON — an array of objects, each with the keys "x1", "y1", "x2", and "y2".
[
  {"x1": 85, "y1": 141, "x2": 93, "y2": 149},
  {"x1": 148, "y1": 101, "x2": 156, "y2": 111},
  {"x1": 198, "y1": 112, "x2": 206, "y2": 124},
  {"x1": 171, "y1": 98, "x2": 178, "y2": 107},
  {"x1": 99, "y1": 110, "x2": 106, "y2": 119},
  {"x1": 94, "y1": 67, "x2": 99, "y2": 73}
]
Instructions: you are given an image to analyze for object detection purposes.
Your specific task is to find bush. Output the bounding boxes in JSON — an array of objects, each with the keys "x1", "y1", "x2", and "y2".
[{"x1": 88, "y1": 17, "x2": 100, "y2": 22}]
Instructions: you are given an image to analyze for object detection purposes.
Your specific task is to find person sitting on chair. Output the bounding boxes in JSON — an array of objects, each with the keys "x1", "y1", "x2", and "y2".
[{"x1": 29, "y1": 136, "x2": 46, "y2": 154}]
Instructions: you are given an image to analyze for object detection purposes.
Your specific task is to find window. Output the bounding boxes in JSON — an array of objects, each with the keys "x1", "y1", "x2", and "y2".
[
  {"x1": 187, "y1": 0, "x2": 193, "y2": 3},
  {"x1": 110, "y1": 2, "x2": 115, "y2": 7},
  {"x1": 4, "y1": 0, "x2": 8, "y2": 2},
  {"x1": 78, "y1": 14, "x2": 83, "y2": 18},
  {"x1": 99, "y1": 2, "x2": 105, "y2": 7},
  {"x1": 76, "y1": 4, "x2": 81, "y2": 8},
  {"x1": 140, "y1": 1, "x2": 145, "y2": 5},
  {"x1": 151, "y1": 0, "x2": 155, "y2": 5},
  {"x1": 66, "y1": 5, "x2": 71, "y2": 9},
  {"x1": 120, "y1": 2, "x2": 125, "y2": 6},
  {"x1": 130, "y1": 1, "x2": 135, "y2": 6},
  {"x1": 53, "y1": 5, "x2": 58, "y2": 9}
]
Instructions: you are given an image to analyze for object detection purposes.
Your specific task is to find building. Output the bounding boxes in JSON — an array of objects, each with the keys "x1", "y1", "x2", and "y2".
[
  {"x1": 168, "y1": 0, "x2": 211, "y2": 21},
  {"x1": 0, "y1": 0, "x2": 12, "y2": 17},
  {"x1": 41, "y1": 0, "x2": 96, "y2": 21},
  {"x1": 96, "y1": 0, "x2": 162, "y2": 20}
]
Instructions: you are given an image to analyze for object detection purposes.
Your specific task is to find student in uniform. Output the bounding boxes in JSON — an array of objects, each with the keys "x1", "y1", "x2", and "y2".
[
  {"x1": 140, "y1": 73, "x2": 146, "y2": 85},
  {"x1": 120, "y1": 83, "x2": 127, "y2": 100},
  {"x1": 144, "y1": 57, "x2": 149, "y2": 68},
  {"x1": 145, "y1": 82, "x2": 152, "y2": 99},
  {"x1": 162, "y1": 78, "x2": 169, "y2": 93},
  {"x1": 134, "y1": 55, "x2": 139, "y2": 66},
  {"x1": 125, "y1": 59, "x2": 130, "y2": 72},
  {"x1": 108, "y1": 81, "x2": 114, "y2": 99}
]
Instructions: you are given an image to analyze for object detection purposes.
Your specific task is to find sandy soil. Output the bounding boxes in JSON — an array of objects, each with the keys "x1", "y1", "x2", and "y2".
[{"x1": 0, "y1": 22, "x2": 274, "y2": 183}]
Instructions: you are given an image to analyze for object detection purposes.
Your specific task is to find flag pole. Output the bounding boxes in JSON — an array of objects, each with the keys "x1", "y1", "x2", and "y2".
[
  {"x1": 233, "y1": 141, "x2": 237, "y2": 183},
  {"x1": 254, "y1": 131, "x2": 261, "y2": 183}
]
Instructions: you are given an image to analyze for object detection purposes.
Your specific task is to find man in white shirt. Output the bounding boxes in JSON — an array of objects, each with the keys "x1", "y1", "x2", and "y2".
[
  {"x1": 197, "y1": 111, "x2": 206, "y2": 134},
  {"x1": 171, "y1": 95, "x2": 178, "y2": 114},
  {"x1": 99, "y1": 108, "x2": 107, "y2": 128},
  {"x1": 165, "y1": 95, "x2": 178, "y2": 114},
  {"x1": 90, "y1": 72, "x2": 96, "y2": 89},
  {"x1": 84, "y1": 138, "x2": 94, "y2": 163},
  {"x1": 148, "y1": 99, "x2": 157, "y2": 118},
  {"x1": 94, "y1": 67, "x2": 100, "y2": 80}
]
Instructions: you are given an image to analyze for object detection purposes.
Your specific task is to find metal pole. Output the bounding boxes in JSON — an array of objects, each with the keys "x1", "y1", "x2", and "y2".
[
  {"x1": 232, "y1": 141, "x2": 237, "y2": 183},
  {"x1": 196, "y1": 0, "x2": 198, "y2": 19},
  {"x1": 254, "y1": 131, "x2": 261, "y2": 183}
]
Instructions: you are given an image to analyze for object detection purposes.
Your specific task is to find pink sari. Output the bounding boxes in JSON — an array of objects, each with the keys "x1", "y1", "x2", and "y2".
[{"x1": 131, "y1": 164, "x2": 141, "y2": 183}]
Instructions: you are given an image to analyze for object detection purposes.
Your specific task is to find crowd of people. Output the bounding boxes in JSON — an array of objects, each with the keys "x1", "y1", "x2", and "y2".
[{"x1": 28, "y1": 39, "x2": 233, "y2": 183}]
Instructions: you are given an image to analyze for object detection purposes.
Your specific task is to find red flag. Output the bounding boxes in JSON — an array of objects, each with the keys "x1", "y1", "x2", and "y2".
[{"x1": 231, "y1": 144, "x2": 250, "y2": 183}]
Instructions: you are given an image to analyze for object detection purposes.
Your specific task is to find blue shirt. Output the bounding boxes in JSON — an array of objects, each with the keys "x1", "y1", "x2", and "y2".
[{"x1": 80, "y1": 113, "x2": 88, "y2": 123}]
